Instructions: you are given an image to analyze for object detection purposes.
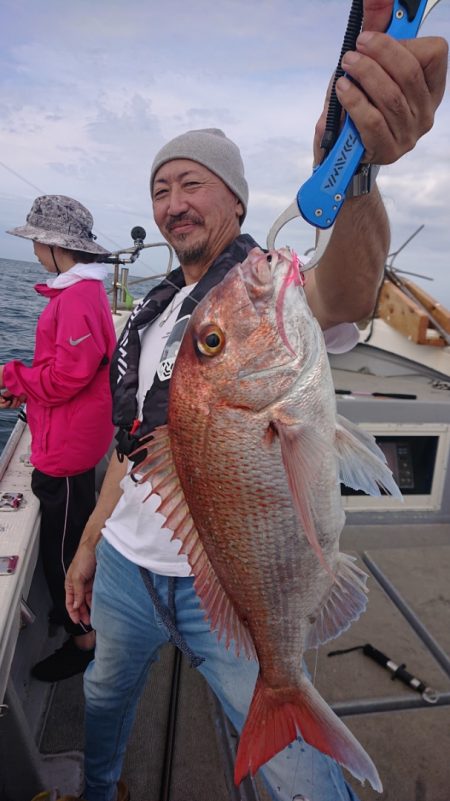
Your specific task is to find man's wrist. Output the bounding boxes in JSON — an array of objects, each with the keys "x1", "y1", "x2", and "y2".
[
  {"x1": 80, "y1": 527, "x2": 102, "y2": 551},
  {"x1": 346, "y1": 164, "x2": 380, "y2": 199}
]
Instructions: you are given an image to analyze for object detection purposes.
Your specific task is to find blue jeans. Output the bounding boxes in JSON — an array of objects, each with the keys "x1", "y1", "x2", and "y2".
[{"x1": 84, "y1": 538, "x2": 360, "y2": 801}]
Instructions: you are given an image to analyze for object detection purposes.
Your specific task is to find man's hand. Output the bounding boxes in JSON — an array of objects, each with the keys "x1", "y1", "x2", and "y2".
[
  {"x1": 307, "y1": 1, "x2": 447, "y2": 329},
  {"x1": 336, "y1": 33, "x2": 448, "y2": 164},
  {"x1": 65, "y1": 540, "x2": 97, "y2": 626},
  {"x1": 64, "y1": 451, "x2": 128, "y2": 625},
  {"x1": 363, "y1": 0, "x2": 397, "y2": 32},
  {"x1": 314, "y1": 0, "x2": 448, "y2": 165}
]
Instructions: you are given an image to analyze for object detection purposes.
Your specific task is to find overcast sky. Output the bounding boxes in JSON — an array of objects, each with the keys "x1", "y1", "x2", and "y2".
[{"x1": 1, "y1": 0, "x2": 449, "y2": 305}]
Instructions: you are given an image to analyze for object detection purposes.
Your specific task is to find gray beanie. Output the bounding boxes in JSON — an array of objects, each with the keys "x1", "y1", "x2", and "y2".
[{"x1": 150, "y1": 128, "x2": 248, "y2": 221}]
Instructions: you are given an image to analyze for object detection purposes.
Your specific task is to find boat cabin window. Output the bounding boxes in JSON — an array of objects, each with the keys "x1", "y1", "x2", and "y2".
[
  {"x1": 341, "y1": 436, "x2": 439, "y2": 496},
  {"x1": 340, "y1": 423, "x2": 450, "y2": 516}
]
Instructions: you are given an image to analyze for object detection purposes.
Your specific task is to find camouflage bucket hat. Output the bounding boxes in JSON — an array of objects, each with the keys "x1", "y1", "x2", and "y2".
[{"x1": 6, "y1": 195, "x2": 110, "y2": 255}]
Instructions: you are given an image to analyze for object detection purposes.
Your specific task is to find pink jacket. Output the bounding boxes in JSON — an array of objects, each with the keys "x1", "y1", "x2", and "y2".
[{"x1": 3, "y1": 278, "x2": 116, "y2": 477}]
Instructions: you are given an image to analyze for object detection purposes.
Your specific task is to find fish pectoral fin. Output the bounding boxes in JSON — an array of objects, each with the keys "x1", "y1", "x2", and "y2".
[
  {"x1": 134, "y1": 425, "x2": 256, "y2": 661},
  {"x1": 276, "y1": 421, "x2": 332, "y2": 573},
  {"x1": 306, "y1": 553, "x2": 368, "y2": 648},
  {"x1": 335, "y1": 415, "x2": 402, "y2": 498},
  {"x1": 235, "y1": 674, "x2": 382, "y2": 792}
]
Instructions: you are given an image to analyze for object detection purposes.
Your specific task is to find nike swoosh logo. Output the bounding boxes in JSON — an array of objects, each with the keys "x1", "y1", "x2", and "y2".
[{"x1": 69, "y1": 333, "x2": 92, "y2": 346}]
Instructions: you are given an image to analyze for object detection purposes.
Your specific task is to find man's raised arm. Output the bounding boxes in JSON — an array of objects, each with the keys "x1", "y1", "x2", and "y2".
[{"x1": 305, "y1": 0, "x2": 448, "y2": 329}]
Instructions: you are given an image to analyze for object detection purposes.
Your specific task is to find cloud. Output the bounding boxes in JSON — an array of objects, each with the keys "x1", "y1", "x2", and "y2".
[{"x1": 0, "y1": 0, "x2": 449, "y2": 303}]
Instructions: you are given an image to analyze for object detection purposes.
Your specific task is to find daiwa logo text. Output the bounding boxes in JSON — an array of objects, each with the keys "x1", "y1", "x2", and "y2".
[{"x1": 323, "y1": 131, "x2": 358, "y2": 190}]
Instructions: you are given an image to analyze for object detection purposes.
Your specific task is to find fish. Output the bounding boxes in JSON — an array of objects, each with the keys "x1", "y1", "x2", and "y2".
[{"x1": 136, "y1": 246, "x2": 401, "y2": 792}]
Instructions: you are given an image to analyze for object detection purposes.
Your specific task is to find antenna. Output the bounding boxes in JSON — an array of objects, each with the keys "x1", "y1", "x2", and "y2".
[{"x1": 386, "y1": 224, "x2": 431, "y2": 281}]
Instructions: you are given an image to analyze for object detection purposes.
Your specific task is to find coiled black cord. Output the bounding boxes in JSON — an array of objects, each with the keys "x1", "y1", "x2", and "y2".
[{"x1": 320, "y1": 0, "x2": 364, "y2": 156}]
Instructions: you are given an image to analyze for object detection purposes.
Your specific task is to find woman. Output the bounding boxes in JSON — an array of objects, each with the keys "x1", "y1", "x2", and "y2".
[{"x1": 0, "y1": 195, "x2": 116, "y2": 682}]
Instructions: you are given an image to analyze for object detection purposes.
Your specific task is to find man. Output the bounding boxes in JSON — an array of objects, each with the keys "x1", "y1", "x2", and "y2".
[{"x1": 65, "y1": 9, "x2": 448, "y2": 801}]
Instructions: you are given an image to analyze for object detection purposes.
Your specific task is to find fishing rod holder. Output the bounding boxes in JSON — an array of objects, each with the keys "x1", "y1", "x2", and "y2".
[{"x1": 101, "y1": 227, "x2": 174, "y2": 314}]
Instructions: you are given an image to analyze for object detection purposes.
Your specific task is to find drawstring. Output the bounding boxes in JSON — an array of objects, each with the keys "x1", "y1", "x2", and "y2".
[
  {"x1": 139, "y1": 569, "x2": 204, "y2": 669},
  {"x1": 49, "y1": 245, "x2": 61, "y2": 275}
]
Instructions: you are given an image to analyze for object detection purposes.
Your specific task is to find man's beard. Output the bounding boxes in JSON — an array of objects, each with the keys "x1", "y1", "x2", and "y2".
[
  {"x1": 173, "y1": 237, "x2": 208, "y2": 266},
  {"x1": 166, "y1": 214, "x2": 207, "y2": 265}
]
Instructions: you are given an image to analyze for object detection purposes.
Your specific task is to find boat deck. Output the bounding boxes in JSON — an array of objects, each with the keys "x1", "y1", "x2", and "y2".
[
  {"x1": 1, "y1": 330, "x2": 450, "y2": 800},
  {"x1": 314, "y1": 523, "x2": 450, "y2": 801},
  {"x1": 2, "y1": 505, "x2": 449, "y2": 800}
]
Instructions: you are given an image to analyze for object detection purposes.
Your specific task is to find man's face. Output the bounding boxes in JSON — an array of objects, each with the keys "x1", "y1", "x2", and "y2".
[{"x1": 152, "y1": 159, "x2": 244, "y2": 268}]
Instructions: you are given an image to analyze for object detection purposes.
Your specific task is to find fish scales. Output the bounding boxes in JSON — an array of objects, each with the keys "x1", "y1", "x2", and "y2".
[
  {"x1": 170, "y1": 328, "x2": 341, "y2": 662},
  {"x1": 172, "y1": 414, "x2": 331, "y2": 654},
  {"x1": 138, "y1": 246, "x2": 401, "y2": 792}
]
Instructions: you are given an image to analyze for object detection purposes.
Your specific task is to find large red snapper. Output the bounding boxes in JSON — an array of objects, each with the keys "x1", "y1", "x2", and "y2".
[{"x1": 137, "y1": 246, "x2": 401, "y2": 792}]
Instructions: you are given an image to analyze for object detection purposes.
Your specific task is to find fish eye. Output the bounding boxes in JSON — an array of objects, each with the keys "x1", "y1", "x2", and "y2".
[{"x1": 196, "y1": 324, "x2": 225, "y2": 357}]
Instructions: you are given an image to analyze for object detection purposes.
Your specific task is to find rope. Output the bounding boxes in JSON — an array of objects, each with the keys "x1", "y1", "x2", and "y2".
[{"x1": 139, "y1": 568, "x2": 204, "y2": 669}]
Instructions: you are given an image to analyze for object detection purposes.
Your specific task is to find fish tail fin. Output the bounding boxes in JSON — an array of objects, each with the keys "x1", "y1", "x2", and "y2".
[{"x1": 234, "y1": 675, "x2": 382, "y2": 793}]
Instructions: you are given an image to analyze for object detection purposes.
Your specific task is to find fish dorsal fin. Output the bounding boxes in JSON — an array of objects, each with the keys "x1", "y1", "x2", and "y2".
[
  {"x1": 335, "y1": 414, "x2": 402, "y2": 498},
  {"x1": 305, "y1": 553, "x2": 369, "y2": 649},
  {"x1": 276, "y1": 421, "x2": 333, "y2": 575},
  {"x1": 135, "y1": 426, "x2": 256, "y2": 659}
]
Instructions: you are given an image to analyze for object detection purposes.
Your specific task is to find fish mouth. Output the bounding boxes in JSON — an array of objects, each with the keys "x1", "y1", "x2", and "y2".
[
  {"x1": 235, "y1": 248, "x2": 307, "y2": 382},
  {"x1": 275, "y1": 250, "x2": 305, "y2": 356},
  {"x1": 237, "y1": 248, "x2": 321, "y2": 393}
]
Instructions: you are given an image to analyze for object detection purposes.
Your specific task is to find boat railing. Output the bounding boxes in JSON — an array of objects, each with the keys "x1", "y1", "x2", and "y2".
[
  {"x1": 101, "y1": 231, "x2": 175, "y2": 313},
  {"x1": 0, "y1": 417, "x2": 27, "y2": 483}
]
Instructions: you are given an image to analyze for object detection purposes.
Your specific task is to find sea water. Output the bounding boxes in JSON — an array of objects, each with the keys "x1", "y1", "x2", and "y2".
[
  {"x1": 0, "y1": 257, "x2": 153, "y2": 454},
  {"x1": 0, "y1": 258, "x2": 46, "y2": 452}
]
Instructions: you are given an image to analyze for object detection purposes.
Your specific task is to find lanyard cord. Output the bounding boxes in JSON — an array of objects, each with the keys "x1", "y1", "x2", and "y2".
[{"x1": 320, "y1": 0, "x2": 364, "y2": 156}]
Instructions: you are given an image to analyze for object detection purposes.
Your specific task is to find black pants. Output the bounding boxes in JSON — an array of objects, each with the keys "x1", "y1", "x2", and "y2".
[{"x1": 31, "y1": 467, "x2": 96, "y2": 636}]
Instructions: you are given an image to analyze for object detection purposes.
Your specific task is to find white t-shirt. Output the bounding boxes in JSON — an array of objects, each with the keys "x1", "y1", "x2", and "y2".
[
  {"x1": 103, "y1": 283, "x2": 196, "y2": 576},
  {"x1": 102, "y1": 285, "x2": 358, "y2": 576}
]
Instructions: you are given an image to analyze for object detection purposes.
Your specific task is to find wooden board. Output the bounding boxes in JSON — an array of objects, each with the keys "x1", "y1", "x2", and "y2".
[
  {"x1": 402, "y1": 278, "x2": 450, "y2": 334},
  {"x1": 377, "y1": 280, "x2": 447, "y2": 346}
]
